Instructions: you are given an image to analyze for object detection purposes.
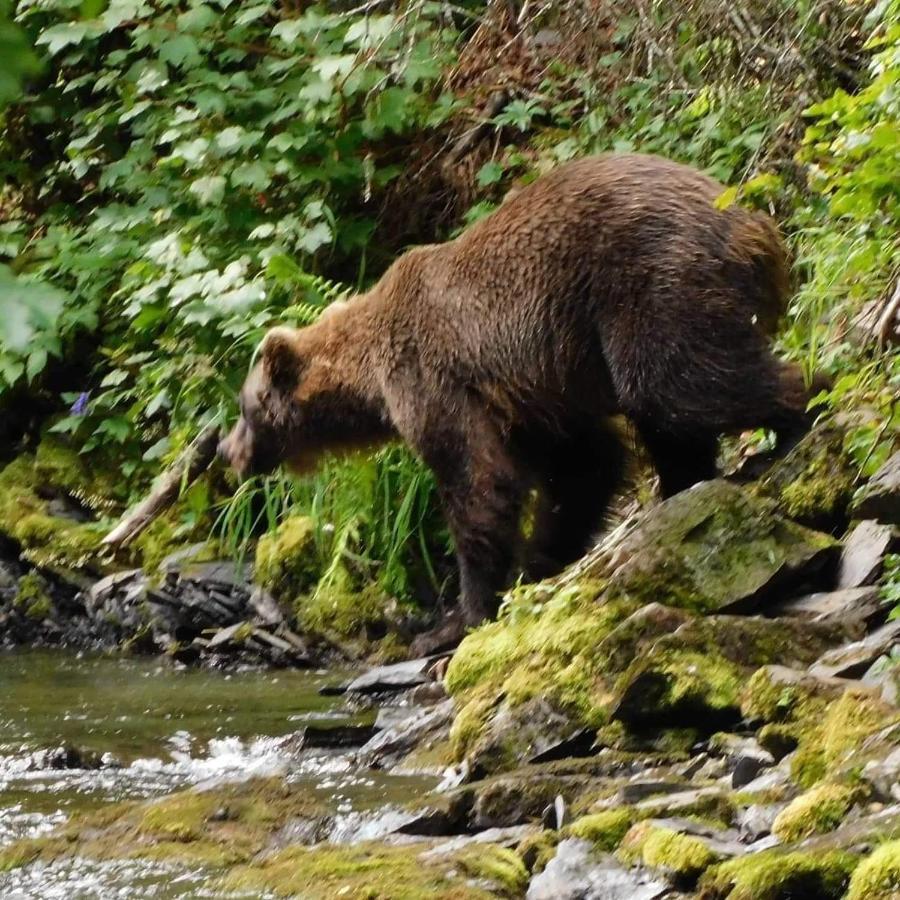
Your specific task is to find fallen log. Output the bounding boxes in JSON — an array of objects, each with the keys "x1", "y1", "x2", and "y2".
[{"x1": 102, "y1": 421, "x2": 220, "y2": 548}]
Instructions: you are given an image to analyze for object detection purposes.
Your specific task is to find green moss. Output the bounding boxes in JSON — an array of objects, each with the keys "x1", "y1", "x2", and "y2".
[
  {"x1": 846, "y1": 840, "x2": 900, "y2": 900},
  {"x1": 0, "y1": 837, "x2": 71, "y2": 873},
  {"x1": 0, "y1": 777, "x2": 329, "y2": 873},
  {"x1": 771, "y1": 784, "x2": 856, "y2": 842},
  {"x1": 700, "y1": 849, "x2": 857, "y2": 900},
  {"x1": 14, "y1": 571, "x2": 53, "y2": 620},
  {"x1": 821, "y1": 690, "x2": 897, "y2": 770},
  {"x1": 297, "y1": 580, "x2": 394, "y2": 640},
  {"x1": 221, "y1": 841, "x2": 518, "y2": 899},
  {"x1": 455, "y1": 844, "x2": 528, "y2": 894},
  {"x1": 254, "y1": 515, "x2": 320, "y2": 599},
  {"x1": 518, "y1": 830, "x2": 560, "y2": 874},
  {"x1": 0, "y1": 455, "x2": 109, "y2": 571},
  {"x1": 445, "y1": 580, "x2": 640, "y2": 757},
  {"x1": 138, "y1": 789, "x2": 220, "y2": 842},
  {"x1": 642, "y1": 827, "x2": 718, "y2": 879},
  {"x1": 33, "y1": 436, "x2": 120, "y2": 513},
  {"x1": 568, "y1": 809, "x2": 635, "y2": 851},
  {"x1": 741, "y1": 670, "x2": 894, "y2": 788},
  {"x1": 756, "y1": 425, "x2": 856, "y2": 527}
]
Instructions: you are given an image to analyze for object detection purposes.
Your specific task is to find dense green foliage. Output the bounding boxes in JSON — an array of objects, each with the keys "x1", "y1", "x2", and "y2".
[{"x1": 1, "y1": 0, "x2": 897, "y2": 609}]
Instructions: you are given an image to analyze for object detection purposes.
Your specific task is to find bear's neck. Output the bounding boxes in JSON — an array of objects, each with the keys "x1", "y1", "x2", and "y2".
[{"x1": 319, "y1": 301, "x2": 396, "y2": 447}]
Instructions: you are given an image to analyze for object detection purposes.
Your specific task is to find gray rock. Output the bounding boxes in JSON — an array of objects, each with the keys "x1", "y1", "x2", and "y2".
[
  {"x1": 810, "y1": 620, "x2": 900, "y2": 679},
  {"x1": 732, "y1": 747, "x2": 775, "y2": 789},
  {"x1": 768, "y1": 586, "x2": 882, "y2": 628},
  {"x1": 420, "y1": 825, "x2": 536, "y2": 859},
  {"x1": 527, "y1": 840, "x2": 669, "y2": 900},
  {"x1": 345, "y1": 658, "x2": 435, "y2": 694},
  {"x1": 357, "y1": 699, "x2": 454, "y2": 768},
  {"x1": 736, "y1": 804, "x2": 787, "y2": 842},
  {"x1": 712, "y1": 734, "x2": 776, "y2": 788},
  {"x1": 862, "y1": 655, "x2": 900, "y2": 706},
  {"x1": 861, "y1": 746, "x2": 900, "y2": 802},
  {"x1": 736, "y1": 766, "x2": 793, "y2": 794},
  {"x1": 633, "y1": 786, "x2": 728, "y2": 815},
  {"x1": 616, "y1": 781, "x2": 690, "y2": 805},
  {"x1": 853, "y1": 452, "x2": 900, "y2": 524},
  {"x1": 467, "y1": 695, "x2": 595, "y2": 777},
  {"x1": 837, "y1": 520, "x2": 895, "y2": 589}
]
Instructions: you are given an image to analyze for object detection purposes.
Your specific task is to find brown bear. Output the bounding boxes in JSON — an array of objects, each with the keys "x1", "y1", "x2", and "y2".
[{"x1": 219, "y1": 153, "x2": 821, "y2": 651}]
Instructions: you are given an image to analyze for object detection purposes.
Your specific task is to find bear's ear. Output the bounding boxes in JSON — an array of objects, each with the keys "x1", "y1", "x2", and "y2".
[{"x1": 259, "y1": 326, "x2": 302, "y2": 391}]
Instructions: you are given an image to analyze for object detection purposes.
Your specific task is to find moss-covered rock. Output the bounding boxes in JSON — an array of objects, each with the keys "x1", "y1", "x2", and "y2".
[
  {"x1": 254, "y1": 515, "x2": 320, "y2": 599},
  {"x1": 221, "y1": 840, "x2": 527, "y2": 899},
  {"x1": 567, "y1": 808, "x2": 635, "y2": 851},
  {"x1": 771, "y1": 784, "x2": 857, "y2": 842},
  {"x1": 0, "y1": 455, "x2": 109, "y2": 571},
  {"x1": 606, "y1": 479, "x2": 838, "y2": 614},
  {"x1": 641, "y1": 826, "x2": 719, "y2": 880},
  {"x1": 613, "y1": 616, "x2": 843, "y2": 729},
  {"x1": 756, "y1": 424, "x2": 857, "y2": 529},
  {"x1": 743, "y1": 666, "x2": 899, "y2": 787},
  {"x1": 846, "y1": 839, "x2": 900, "y2": 900},
  {"x1": 13, "y1": 571, "x2": 54, "y2": 620},
  {"x1": 445, "y1": 480, "x2": 840, "y2": 773},
  {"x1": 699, "y1": 849, "x2": 857, "y2": 900},
  {"x1": 0, "y1": 777, "x2": 330, "y2": 873}
]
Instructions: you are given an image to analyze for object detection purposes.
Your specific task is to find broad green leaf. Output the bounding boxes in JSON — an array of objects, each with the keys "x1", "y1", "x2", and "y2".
[{"x1": 189, "y1": 175, "x2": 226, "y2": 205}]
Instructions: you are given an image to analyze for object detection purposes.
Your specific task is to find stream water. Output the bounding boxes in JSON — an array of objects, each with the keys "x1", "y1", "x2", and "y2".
[{"x1": 0, "y1": 650, "x2": 439, "y2": 898}]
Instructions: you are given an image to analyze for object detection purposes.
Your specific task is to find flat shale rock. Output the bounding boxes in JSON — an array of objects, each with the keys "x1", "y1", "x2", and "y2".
[
  {"x1": 357, "y1": 699, "x2": 454, "y2": 768},
  {"x1": 768, "y1": 586, "x2": 882, "y2": 629},
  {"x1": 527, "y1": 840, "x2": 669, "y2": 900},
  {"x1": 837, "y1": 519, "x2": 896, "y2": 589},
  {"x1": 345, "y1": 658, "x2": 436, "y2": 694},
  {"x1": 809, "y1": 620, "x2": 900, "y2": 679},
  {"x1": 605, "y1": 480, "x2": 838, "y2": 615},
  {"x1": 852, "y1": 451, "x2": 900, "y2": 524}
]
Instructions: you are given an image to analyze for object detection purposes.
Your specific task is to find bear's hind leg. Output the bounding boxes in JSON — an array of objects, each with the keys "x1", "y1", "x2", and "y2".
[
  {"x1": 636, "y1": 427, "x2": 719, "y2": 498},
  {"x1": 526, "y1": 423, "x2": 627, "y2": 580}
]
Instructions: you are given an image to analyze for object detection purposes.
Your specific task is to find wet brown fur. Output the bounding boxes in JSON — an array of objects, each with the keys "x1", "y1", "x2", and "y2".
[{"x1": 219, "y1": 154, "x2": 819, "y2": 634}]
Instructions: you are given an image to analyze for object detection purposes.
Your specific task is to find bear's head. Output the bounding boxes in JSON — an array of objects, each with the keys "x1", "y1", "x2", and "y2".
[
  {"x1": 219, "y1": 319, "x2": 390, "y2": 480},
  {"x1": 218, "y1": 326, "x2": 320, "y2": 479}
]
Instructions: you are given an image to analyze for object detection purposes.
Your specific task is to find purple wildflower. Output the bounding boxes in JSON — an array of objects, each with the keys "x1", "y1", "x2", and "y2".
[{"x1": 70, "y1": 391, "x2": 90, "y2": 416}]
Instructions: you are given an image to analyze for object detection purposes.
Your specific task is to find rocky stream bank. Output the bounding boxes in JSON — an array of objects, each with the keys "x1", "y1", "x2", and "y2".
[{"x1": 1, "y1": 429, "x2": 899, "y2": 898}]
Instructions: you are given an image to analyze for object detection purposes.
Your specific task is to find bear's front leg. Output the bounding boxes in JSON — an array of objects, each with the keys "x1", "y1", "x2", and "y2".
[{"x1": 406, "y1": 408, "x2": 526, "y2": 653}]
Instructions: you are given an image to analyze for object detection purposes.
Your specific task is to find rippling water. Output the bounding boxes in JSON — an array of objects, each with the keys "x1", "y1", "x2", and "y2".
[{"x1": 0, "y1": 649, "x2": 439, "y2": 897}]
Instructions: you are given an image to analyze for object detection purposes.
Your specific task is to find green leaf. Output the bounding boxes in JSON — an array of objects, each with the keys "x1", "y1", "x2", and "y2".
[
  {"x1": 189, "y1": 175, "x2": 226, "y2": 205},
  {"x1": 476, "y1": 161, "x2": 504, "y2": 186},
  {"x1": 36, "y1": 23, "x2": 93, "y2": 55},
  {"x1": 159, "y1": 34, "x2": 201, "y2": 69}
]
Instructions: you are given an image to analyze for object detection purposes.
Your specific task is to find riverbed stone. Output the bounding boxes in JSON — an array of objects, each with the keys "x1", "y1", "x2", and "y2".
[
  {"x1": 735, "y1": 804, "x2": 787, "y2": 843},
  {"x1": 357, "y1": 698, "x2": 454, "y2": 768},
  {"x1": 837, "y1": 520, "x2": 895, "y2": 589},
  {"x1": 852, "y1": 451, "x2": 900, "y2": 524},
  {"x1": 526, "y1": 839, "x2": 669, "y2": 900}
]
